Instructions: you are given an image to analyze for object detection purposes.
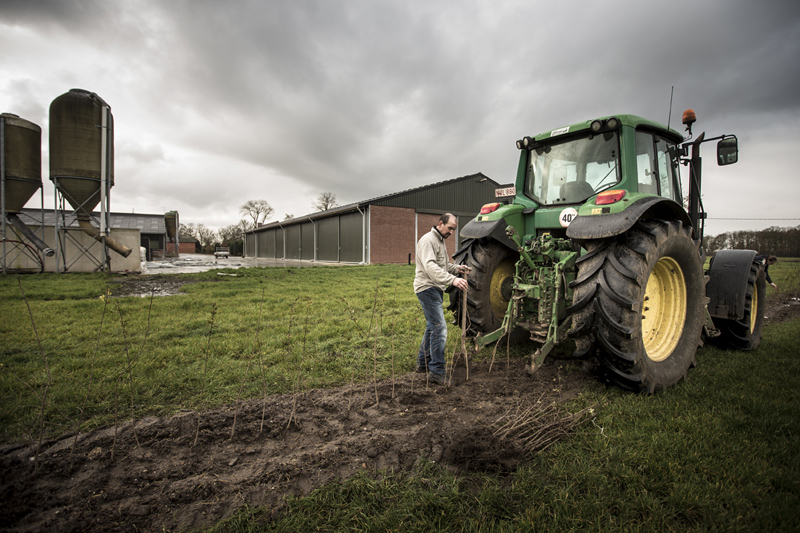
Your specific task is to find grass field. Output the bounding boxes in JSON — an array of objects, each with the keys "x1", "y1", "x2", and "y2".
[
  {"x1": 209, "y1": 317, "x2": 800, "y2": 532},
  {"x1": 2, "y1": 258, "x2": 799, "y2": 531},
  {"x1": 1, "y1": 265, "x2": 430, "y2": 442}
]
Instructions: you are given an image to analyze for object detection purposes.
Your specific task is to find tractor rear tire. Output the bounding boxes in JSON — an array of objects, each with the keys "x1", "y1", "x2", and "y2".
[
  {"x1": 568, "y1": 219, "x2": 706, "y2": 393},
  {"x1": 448, "y1": 239, "x2": 518, "y2": 337},
  {"x1": 714, "y1": 262, "x2": 766, "y2": 350}
]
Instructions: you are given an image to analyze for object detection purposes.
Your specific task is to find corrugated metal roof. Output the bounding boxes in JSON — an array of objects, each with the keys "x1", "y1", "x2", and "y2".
[
  {"x1": 249, "y1": 173, "x2": 500, "y2": 234},
  {"x1": 17, "y1": 208, "x2": 167, "y2": 235}
]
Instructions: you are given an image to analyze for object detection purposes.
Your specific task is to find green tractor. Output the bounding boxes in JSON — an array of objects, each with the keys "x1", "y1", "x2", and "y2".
[{"x1": 449, "y1": 110, "x2": 765, "y2": 393}]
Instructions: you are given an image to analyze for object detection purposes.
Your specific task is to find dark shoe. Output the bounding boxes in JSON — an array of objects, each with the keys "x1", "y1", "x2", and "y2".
[
  {"x1": 414, "y1": 365, "x2": 427, "y2": 374},
  {"x1": 427, "y1": 372, "x2": 447, "y2": 385}
]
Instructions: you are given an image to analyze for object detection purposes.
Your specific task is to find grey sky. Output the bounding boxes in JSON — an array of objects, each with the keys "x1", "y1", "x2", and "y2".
[{"x1": 2, "y1": 0, "x2": 799, "y2": 236}]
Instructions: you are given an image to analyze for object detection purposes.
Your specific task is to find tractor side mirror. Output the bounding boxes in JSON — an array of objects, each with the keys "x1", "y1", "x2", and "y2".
[{"x1": 717, "y1": 136, "x2": 738, "y2": 166}]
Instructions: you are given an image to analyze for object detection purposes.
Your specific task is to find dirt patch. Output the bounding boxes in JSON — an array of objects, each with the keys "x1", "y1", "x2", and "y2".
[
  {"x1": 0, "y1": 358, "x2": 594, "y2": 532},
  {"x1": 764, "y1": 290, "x2": 800, "y2": 325}
]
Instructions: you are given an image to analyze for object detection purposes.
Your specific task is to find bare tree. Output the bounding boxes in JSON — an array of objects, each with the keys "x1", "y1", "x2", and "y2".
[
  {"x1": 180, "y1": 222, "x2": 217, "y2": 251},
  {"x1": 238, "y1": 219, "x2": 254, "y2": 232},
  {"x1": 218, "y1": 219, "x2": 254, "y2": 245},
  {"x1": 194, "y1": 224, "x2": 217, "y2": 249},
  {"x1": 313, "y1": 192, "x2": 338, "y2": 212},
  {"x1": 217, "y1": 219, "x2": 253, "y2": 256},
  {"x1": 218, "y1": 224, "x2": 243, "y2": 246},
  {"x1": 283, "y1": 213, "x2": 294, "y2": 221},
  {"x1": 240, "y1": 200, "x2": 274, "y2": 227},
  {"x1": 179, "y1": 222, "x2": 197, "y2": 240}
]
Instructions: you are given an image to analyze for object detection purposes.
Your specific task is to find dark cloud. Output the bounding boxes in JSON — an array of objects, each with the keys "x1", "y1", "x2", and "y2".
[
  {"x1": 2, "y1": 0, "x2": 798, "y2": 231},
  {"x1": 0, "y1": 0, "x2": 108, "y2": 26}
]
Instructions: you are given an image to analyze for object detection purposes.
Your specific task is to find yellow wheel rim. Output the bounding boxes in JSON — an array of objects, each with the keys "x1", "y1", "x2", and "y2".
[
  {"x1": 642, "y1": 257, "x2": 687, "y2": 362},
  {"x1": 750, "y1": 284, "x2": 758, "y2": 333},
  {"x1": 489, "y1": 259, "x2": 515, "y2": 320}
]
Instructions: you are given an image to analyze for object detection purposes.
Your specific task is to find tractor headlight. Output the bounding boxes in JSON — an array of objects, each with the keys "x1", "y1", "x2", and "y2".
[{"x1": 591, "y1": 120, "x2": 603, "y2": 133}]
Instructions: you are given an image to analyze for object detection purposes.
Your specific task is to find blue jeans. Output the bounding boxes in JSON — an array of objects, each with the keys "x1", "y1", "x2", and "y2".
[{"x1": 416, "y1": 287, "x2": 447, "y2": 376}]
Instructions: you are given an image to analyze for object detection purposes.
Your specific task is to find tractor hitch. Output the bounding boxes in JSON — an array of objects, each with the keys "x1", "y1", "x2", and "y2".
[{"x1": 476, "y1": 230, "x2": 578, "y2": 372}]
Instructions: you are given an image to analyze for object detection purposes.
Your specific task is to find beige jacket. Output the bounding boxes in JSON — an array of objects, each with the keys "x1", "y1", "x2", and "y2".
[{"x1": 413, "y1": 227, "x2": 459, "y2": 293}]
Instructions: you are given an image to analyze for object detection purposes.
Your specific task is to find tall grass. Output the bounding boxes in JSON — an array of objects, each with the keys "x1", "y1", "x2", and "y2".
[{"x1": 0, "y1": 265, "x2": 463, "y2": 442}]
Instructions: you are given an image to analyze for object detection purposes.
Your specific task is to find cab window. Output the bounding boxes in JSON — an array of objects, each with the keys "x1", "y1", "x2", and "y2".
[
  {"x1": 524, "y1": 131, "x2": 620, "y2": 206},
  {"x1": 635, "y1": 132, "x2": 657, "y2": 195},
  {"x1": 635, "y1": 131, "x2": 682, "y2": 203},
  {"x1": 656, "y1": 138, "x2": 682, "y2": 202}
]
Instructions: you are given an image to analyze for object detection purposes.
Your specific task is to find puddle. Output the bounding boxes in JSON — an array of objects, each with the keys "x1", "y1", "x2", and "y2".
[
  {"x1": 143, "y1": 254, "x2": 246, "y2": 275},
  {"x1": 140, "y1": 253, "x2": 347, "y2": 275}
]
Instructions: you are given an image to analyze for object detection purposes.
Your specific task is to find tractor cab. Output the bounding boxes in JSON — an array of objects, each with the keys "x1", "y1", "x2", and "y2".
[{"x1": 518, "y1": 115, "x2": 686, "y2": 209}]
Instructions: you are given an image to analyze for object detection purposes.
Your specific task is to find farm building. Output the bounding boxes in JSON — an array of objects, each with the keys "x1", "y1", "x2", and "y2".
[
  {"x1": 244, "y1": 173, "x2": 501, "y2": 264},
  {"x1": 4, "y1": 208, "x2": 178, "y2": 272}
]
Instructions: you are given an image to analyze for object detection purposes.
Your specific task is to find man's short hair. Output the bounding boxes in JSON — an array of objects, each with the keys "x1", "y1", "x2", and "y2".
[{"x1": 439, "y1": 213, "x2": 455, "y2": 225}]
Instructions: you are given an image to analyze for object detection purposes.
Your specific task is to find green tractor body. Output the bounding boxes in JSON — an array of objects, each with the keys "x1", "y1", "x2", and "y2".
[{"x1": 451, "y1": 112, "x2": 763, "y2": 392}]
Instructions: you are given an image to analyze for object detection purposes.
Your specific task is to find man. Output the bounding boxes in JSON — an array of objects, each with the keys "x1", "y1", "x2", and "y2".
[
  {"x1": 413, "y1": 213, "x2": 469, "y2": 385},
  {"x1": 756, "y1": 254, "x2": 779, "y2": 290}
]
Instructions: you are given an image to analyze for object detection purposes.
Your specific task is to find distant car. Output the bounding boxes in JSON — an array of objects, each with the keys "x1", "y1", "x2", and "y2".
[{"x1": 214, "y1": 246, "x2": 230, "y2": 258}]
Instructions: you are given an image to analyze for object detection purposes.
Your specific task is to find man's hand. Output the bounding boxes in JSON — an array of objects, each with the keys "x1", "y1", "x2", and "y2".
[
  {"x1": 457, "y1": 265, "x2": 472, "y2": 275},
  {"x1": 771, "y1": 282, "x2": 778, "y2": 290},
  {"x1": 453, "y1": 277, "x2": 468, "y2": 291}
]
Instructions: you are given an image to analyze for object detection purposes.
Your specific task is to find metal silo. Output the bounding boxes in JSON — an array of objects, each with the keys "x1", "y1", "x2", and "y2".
[
  {"x1": 165, "y1": 210, "x2": 179, "y2": 257},
  {"x1": 49, "y1": 89, "x2": 131, "y2": 269},
  {"x1": 1, "y1": 113, "x2": 42, "y2": 213},
  {"x1": 49, "y1": 89, "x2": 114, "y2": 212},
  {"x1": 1, "y1": 113, "x2": 54, "y2": 273}
]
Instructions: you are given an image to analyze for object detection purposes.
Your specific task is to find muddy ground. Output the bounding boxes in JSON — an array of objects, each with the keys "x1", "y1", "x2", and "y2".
[
  {"x1": 2, "y1": 278, "x2": 798, "y2": 532},
  {"x1": 106, "y1": 274, "x2": 208, "y2": 298},
  {"x1": 0, "y1": 358, "x2": 595, "y2": 532},
  {"x1": 763, "y1": 289, "x2": 800, "y2": 325}
]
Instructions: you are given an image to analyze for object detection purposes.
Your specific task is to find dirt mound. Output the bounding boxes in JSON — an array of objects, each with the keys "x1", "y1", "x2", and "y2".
[{"x1": 0, "y1": 358, "x2": 594, "y2": 532}]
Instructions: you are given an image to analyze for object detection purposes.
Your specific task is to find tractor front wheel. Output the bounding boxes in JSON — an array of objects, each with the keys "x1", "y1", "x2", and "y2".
[{"x1": 569, "y1": 219, "x2": 706, "y2": 393}]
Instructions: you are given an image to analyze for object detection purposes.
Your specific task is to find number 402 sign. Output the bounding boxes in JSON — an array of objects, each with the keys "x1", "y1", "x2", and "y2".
[{"x1": 559, "y1": 208, "x2": 578, "y2": 228}]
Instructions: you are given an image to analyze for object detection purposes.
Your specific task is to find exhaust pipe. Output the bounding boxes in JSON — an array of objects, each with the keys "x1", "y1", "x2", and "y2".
[
  {"x1": 6, "y1": 213, "x2": 55, "y2": 257},
  {"x1": 77, "y1": 216, "x2": 133, "y2": 258}
]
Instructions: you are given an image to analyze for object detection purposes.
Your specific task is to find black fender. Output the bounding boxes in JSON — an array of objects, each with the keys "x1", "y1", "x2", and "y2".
[
  {"x1": 566, "y1": 197, "x2": 693, "y2": 241},
  {"x1": 459, "y1": 217, "x2": 516, "y2": 252},
  {"x1": 706, "y1": 249, "x2": 760, "y2": 320}
]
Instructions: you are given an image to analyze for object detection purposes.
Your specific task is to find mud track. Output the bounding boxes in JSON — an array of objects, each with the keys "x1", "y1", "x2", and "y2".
[{"x1": 0, "y1": 358, "x2": 594, "y2": 532}]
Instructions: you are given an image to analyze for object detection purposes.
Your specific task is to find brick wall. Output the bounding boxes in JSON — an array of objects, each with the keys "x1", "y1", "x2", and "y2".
[
  {"x1": 369, "y1": 205, "x2": 416, "y2": 264},
  {"x1": 365, "y1": 206, "x2": 460, "y2": 264},
  {"x1": 415, "y1": 213, "x2": 456, "y2": 260},
  {"x1": 169, "y1": 242, "x2": 197, "y2": 254}
]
